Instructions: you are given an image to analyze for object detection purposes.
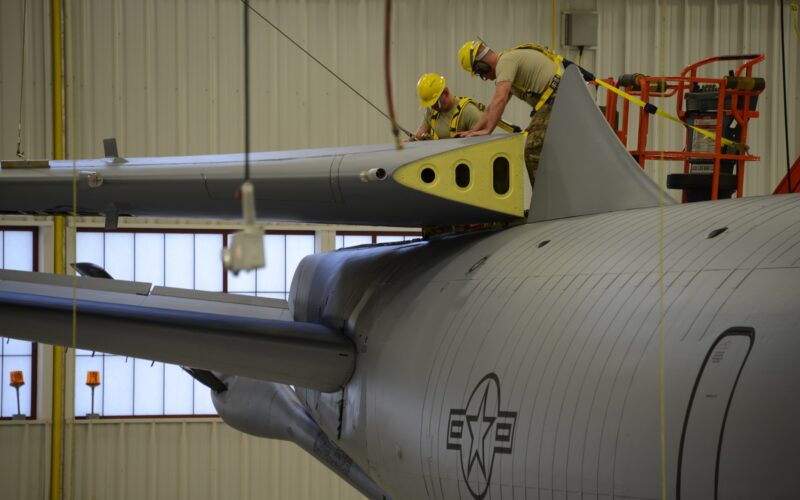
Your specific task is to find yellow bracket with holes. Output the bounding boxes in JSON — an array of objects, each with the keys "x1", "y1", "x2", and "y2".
[{"x1": 392, "y1": 133, "x2": 526, "y2": 218}]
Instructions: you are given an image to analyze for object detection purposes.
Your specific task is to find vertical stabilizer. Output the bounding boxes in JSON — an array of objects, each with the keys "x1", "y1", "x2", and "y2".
[{"x1": 528, "y1": 66, "x2": 675, "y2": 223}]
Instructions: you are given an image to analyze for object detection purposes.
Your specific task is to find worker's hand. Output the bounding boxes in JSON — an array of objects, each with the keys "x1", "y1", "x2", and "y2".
[
  {"x1": 407, "y1": 133, "x2": 430, "y2": 142},
  {"x1": 456, "y1": 130, "x2": 490, "y2": 138}
]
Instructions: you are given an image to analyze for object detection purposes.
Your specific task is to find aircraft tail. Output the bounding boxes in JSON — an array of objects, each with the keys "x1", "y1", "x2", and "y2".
[{"x1": 529, "y1": 65, "x2": 676, "y2": 222}]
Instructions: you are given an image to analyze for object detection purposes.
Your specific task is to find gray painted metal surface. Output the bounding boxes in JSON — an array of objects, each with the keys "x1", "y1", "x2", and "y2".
[
  {"x1": 0, "y1": 137, "x2": 523, "y2": 227},
  {"x1": 290, "y1": 194, "x2": 800, "y2": 499},
  {"x1": 0, "y1": 270, "x2": 354, "y2": 391},
  {"x1": 212, "y1": 377, "x2": 389, "y2": 499},
  {"x1": 530, "y1": 66, "x2": 676, "y2": 222}
]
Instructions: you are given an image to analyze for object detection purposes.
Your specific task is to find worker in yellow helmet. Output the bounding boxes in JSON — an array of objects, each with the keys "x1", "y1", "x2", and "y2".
[
  {"x1": 412, "y1": 73, "x2": 521, "y2": 141},
  {"x1": 455, "y1": 39, "x2": 594, "y2": 189},
  {"x1": 411, "y1": 73, "x2": 485, "y2": 141}
]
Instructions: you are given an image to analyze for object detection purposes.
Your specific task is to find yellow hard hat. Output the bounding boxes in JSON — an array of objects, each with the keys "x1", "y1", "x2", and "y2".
[
  {"x1": 417, "y1": 73, "x2": 446, "y2": 108},
  {"x1": 458, "y1": 40, "x2": 482, "y2": 75}
]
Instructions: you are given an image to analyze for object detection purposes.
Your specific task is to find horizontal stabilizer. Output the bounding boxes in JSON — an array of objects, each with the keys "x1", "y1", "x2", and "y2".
[
  {"x1": 0, "y1": 134, "x2": 526, "y2": 227},
  {"x1": 0, "y1": 270, "x2": 354, "y2": 392}
]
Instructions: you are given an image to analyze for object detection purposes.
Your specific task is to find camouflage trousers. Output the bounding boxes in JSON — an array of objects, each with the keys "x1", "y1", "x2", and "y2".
[{"x1": 524, "y1": 103, "x2": 552, "y2": 191}]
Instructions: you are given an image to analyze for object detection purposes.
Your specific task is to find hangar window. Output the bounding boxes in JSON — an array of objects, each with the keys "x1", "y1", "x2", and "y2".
[
  {"x1": 0, "y1": 228, "x2": 37, "y2": 420},
  {"x1": 227, "y1": 232, "x2": 315, "y2": 300},
  {"x1": 336, "y1": 231, "x2": 421, "y2": 249},
  {"x1": 73, "y1": 229, "x2": 315, "y2": 417}
]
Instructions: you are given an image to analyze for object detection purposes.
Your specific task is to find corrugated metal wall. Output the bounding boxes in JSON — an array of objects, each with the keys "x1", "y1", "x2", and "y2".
[
  {"x1": 2, "y1": 0, "x2": 797, "y2": 194},
  {"x1": 0, "y1": 0, "x2": 52, "y2": 162},
  {"x1": 66, "y1": 420, "x2": 363, "y2": 500},
  {"x1": 0, "y1": 1, "x2": 798, "y2": 499},
  {"x1": 0, "y1": 422, "x2": 48, "y2": 500},
  {"x1": 0, "y1": 419, "x2": 364, "y2": 500}
]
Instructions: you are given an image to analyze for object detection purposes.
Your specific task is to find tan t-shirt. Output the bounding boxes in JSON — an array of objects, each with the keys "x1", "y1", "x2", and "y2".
[
  {"x1": 495, "y1": 48, "x2": 557, "y2": 108},
  {"x1": 420, "y1": 98, "x2": 483, "y2": 139}
]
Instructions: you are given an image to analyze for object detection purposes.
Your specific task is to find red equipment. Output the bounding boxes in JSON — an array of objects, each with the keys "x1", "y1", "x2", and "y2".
[{"x1": 600, "y1": 55, "x2": 766, "y2": 202}]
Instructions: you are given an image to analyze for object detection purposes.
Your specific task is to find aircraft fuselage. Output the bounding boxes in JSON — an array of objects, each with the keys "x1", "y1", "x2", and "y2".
[{"x1": 287, "y1": 194, "x2": 800, "y2": 499}]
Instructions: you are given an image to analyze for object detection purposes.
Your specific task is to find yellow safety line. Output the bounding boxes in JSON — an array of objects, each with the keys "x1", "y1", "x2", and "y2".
[
  {"x1": 51, "y1": 219, "x2": 65, "y2": 500},
  {"x1": 50, "y1": 0, "x2": 65, "y2": 498},
  {"x1": 792, "y1": 1, "x2": 800, "y2": 40},
  {"x1": 66, "y1": 161, "x2": 78, "y2": 500},
  {"x1": 594, "y1": 78, "x2": 746, "y2": 152},
  {"x1": 658, "y1": 2, "x2": 667, "y2": 499},
  {"x1": 52, "y1": 0, "x2": 63, "y2": 161}
]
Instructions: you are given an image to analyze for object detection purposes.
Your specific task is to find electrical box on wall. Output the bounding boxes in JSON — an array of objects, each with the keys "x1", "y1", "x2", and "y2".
[{"x1": 562, "y1": 12, "x2": 598, "y2": 48}]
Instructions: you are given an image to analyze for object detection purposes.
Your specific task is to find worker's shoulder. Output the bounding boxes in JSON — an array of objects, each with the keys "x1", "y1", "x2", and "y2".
[
  {"x1": 501, "y1": 47, "x2": 552, "y2": 65},
  {"x1": 461, "y1": 98, "x2": 484, "y2": 116}
]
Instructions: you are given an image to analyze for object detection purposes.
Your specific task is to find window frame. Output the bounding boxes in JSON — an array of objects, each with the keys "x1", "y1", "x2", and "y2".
[
  {"x1": 0, "y1": 226, "x2": 39, "y2": 420},
  {"x1": 73, "y1": 226, "x2": 316, "y2": 419},
  {"x1": 335, "y1": 230, "x2": 422, "y2": 249}
]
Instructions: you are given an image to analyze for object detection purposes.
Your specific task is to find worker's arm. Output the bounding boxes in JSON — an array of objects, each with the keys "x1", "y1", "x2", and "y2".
[
  {"x1": 408, "y1": 122, "x2": 432, "y2": 141},
  {"x1": 457, "y1": 81, "x2": 512, "y2": 137}
]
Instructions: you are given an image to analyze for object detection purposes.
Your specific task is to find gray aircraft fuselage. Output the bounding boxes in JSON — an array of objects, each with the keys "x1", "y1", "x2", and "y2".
[{"x1": 221, "y1": 193, "x2": 799, "y2": 499}]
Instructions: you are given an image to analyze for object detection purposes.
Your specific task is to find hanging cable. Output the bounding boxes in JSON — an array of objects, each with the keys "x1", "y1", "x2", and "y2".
[
  {"x1": 239, "y1": 0, "x2": 411, "y2": 137},
  {"x1": 221, "y1": 0, "x2": 264, "y2": 275},
  {"x1": 658, "y1": 2, "x2": 668, "y2": 500},
  {"x1": 384, "y1": 0, "x2": 402, "y2": 149},
  {"x1": 16, "y1": 0, "x2": 28, "y2": 159},
  {"x1": 243, "y1": 0, "x2": 251, "y2": 180},
  {"x1": 780, "y1": 0, "x2": 792, "y2": 192}
]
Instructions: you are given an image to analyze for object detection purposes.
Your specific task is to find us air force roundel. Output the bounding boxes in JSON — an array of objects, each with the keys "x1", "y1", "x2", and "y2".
[{"x1": 446, "y1": 373, "x2": 518, "y2": 499}]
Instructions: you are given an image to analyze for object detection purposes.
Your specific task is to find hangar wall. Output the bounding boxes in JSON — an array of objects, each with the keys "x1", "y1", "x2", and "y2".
[
  {"x1": 0, "y1": 419, "x2": 363, "y2": 500},
  {"x1": 1, "y1": 0, "x2": 797, "y2": 194},
  {"x1": 0, "y1": 1, "x2": 798, "y2": 499}
]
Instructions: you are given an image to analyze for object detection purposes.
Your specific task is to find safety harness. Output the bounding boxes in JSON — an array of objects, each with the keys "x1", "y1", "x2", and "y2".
[
  {"x1": 431, "y1": 97, "x2": 478, "y2": 139},
  {"x1": 430, "y1": 97, "x2": 519, "y2": 139},
  {"x1": 505, "y1": 43, "x2": 564, "y2": 112}
]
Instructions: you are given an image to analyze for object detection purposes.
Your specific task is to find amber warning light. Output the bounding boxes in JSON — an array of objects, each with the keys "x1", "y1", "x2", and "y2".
[
  {"x1": 9, "y1": 371, "x2": 26, "y2": 419},
  {"x1": 10, "y1": 370, "x2": 24, "y2": 388},
  {"x1": 86, "y1": 371, "x2": 101, "y2": 387},
  {"x1": 86, "y1": 371, "x2": 101, "y2": 418}
]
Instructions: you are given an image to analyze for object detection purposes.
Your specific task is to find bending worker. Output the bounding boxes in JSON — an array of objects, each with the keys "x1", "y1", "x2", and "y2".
[
  {"x1": 456, "y1": 39, "x2": 594, "y2": 188},
  {"x1": 412, "y1": 72, "x2": 519, "y2": 141}
]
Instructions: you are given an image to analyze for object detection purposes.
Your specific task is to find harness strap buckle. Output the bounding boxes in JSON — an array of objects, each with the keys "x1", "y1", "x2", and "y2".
[{"x1": 549, "y1": 74, "x2": 561, "y2": 91}]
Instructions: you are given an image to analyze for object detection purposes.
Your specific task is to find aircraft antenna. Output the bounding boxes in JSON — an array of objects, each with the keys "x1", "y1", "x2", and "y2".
[{"x1": 239, "y1": 0, "x2": 412, "y2": 137}]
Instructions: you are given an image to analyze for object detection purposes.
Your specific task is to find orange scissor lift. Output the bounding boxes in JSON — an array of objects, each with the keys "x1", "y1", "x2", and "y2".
[{"x1": 600, "y1": 55, "x2": 766, "y2": 202}]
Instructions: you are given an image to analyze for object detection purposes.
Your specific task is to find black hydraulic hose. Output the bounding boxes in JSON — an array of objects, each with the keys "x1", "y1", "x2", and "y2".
[
  {"x1": 243, "y1": 1, "x2": 251, "y2": 180},
  {"x1": 384, "y1": 0, "x2": 402, "y2": 149},
  {"x1": 780, "y1": 0, "x2": 792, "y2": 191}
]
